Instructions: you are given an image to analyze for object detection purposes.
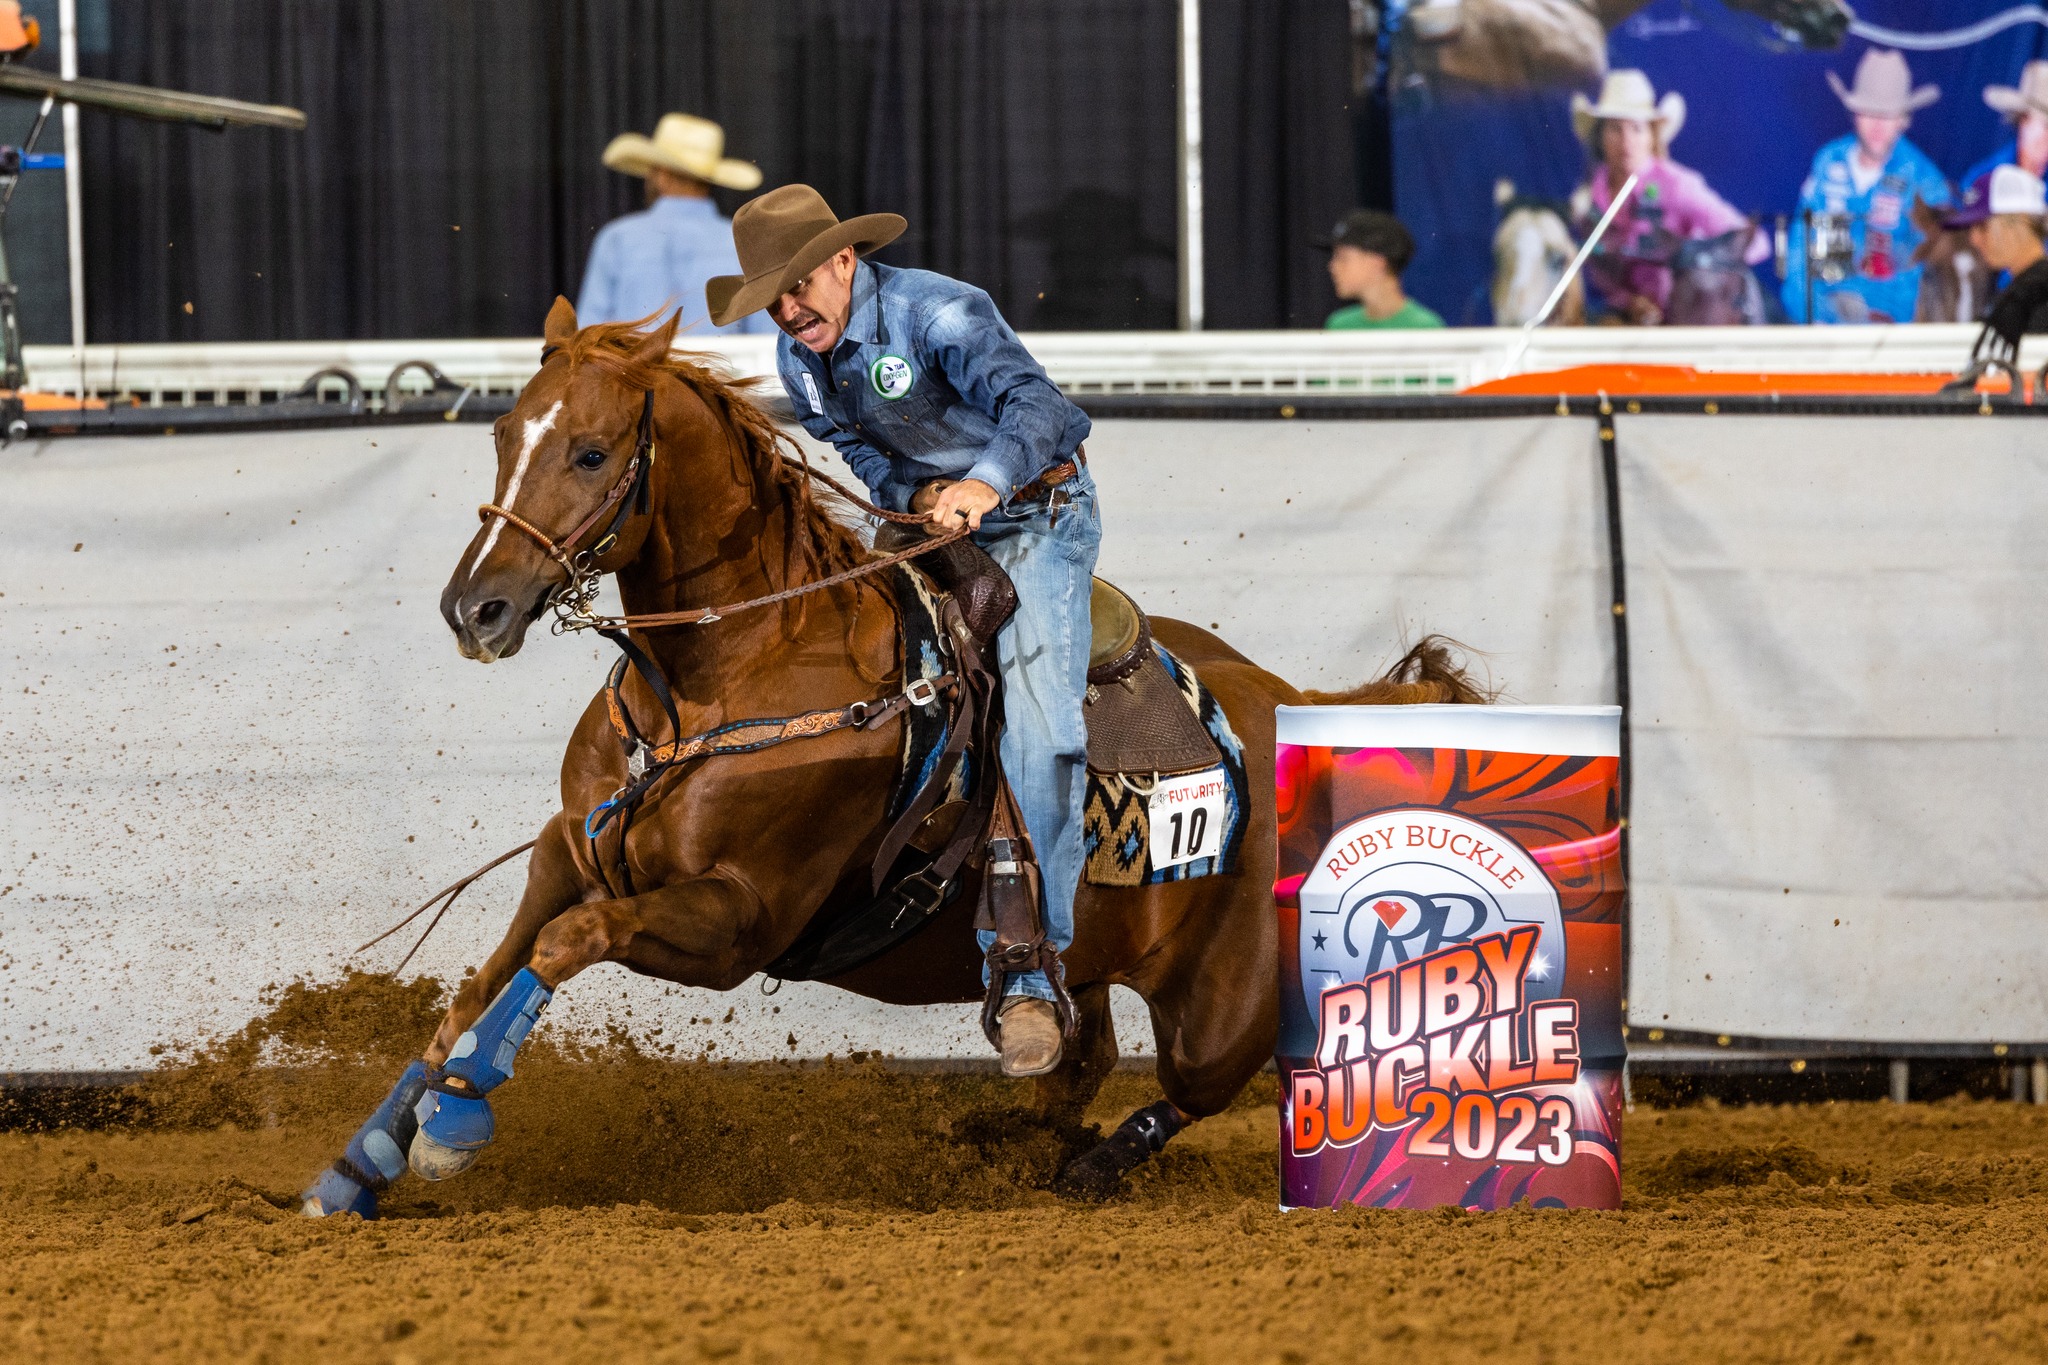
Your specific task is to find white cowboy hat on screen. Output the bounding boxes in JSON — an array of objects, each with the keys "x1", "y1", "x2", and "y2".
[
  {"x1": 1570, "y1": 70, "x2": 1685, "y2": 146},
  {"x1": 601, "y1": 113, "x2": 763, "y2": 191},
  {"x1": 1827, "y1": 48, "x2": 1939, "y2": 117},
  {"x1": 1985, "y1": 61, "x2": 2048, "y2": 121}
]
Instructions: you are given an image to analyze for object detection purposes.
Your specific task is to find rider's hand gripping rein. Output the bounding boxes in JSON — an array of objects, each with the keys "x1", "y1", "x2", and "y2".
[
  {"x1": 299, "y1": 1059, "x2": 431, "y2": 1218},
  {"x1": 408, "y1": 968, "x2": 553, "y2": 1180}
]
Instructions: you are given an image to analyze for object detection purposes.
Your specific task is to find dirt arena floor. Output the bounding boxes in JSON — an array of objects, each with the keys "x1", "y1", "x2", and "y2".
[{"x1": 5, "y1": 975, "x2": 2048, "y2": 1363}]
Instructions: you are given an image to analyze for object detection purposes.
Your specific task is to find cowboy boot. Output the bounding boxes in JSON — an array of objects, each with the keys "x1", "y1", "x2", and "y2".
[{"x1": 998, "y1": 996, "x2": 1064, "y2": 1077}]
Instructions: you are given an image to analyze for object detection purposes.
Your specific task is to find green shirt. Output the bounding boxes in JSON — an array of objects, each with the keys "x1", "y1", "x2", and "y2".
[{"x1": 1325, "y1": 299, "x2": 1445, "y2": 330}]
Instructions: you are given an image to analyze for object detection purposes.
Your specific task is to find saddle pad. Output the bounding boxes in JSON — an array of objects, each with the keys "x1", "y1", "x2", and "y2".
[{"x1": 1083, "y1": 645, "x2": 1248, "y2": 888}]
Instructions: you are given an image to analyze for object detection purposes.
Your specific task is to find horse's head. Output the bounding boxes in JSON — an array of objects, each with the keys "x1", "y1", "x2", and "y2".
[
  {"x1": 441, "y1": 298, "x2": 678, "y2": 662},
  {"x1": 1910, "y1": 194, "x2": 1959, "y2": 266},
  {"x1": 1666, "y1": 229, "x2": 1763, "y2": 326},
  {"x1": 1491, "y1": 193, "x2": 1578, "y2": 326}
]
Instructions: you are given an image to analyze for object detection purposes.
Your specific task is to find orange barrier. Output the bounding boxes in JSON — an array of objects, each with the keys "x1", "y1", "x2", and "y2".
[
  {"x1": 8, "y1": 391, "x2": 111, "y2": 411},
  {"x1": 1462, "y1": 363, "x2": 1961, "y2": 398}
]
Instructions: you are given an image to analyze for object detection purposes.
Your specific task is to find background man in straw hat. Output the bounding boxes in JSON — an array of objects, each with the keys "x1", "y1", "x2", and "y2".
[
  {"x1": 1568, "y1": 70, "x2": 1763, "y2": 325},
  {"x1": 577, "y1": 113, "x2": 774, "y2": 334},
  {"x1": 708, "y1": 185, "x2": 1098, "y2": 1079},
  {"x1": 1782, "y1": 48, "x2": 1949, "y2": 324},
  {"x1": 1963, "y1": 62, "x2": 2048, "y2": 198}
]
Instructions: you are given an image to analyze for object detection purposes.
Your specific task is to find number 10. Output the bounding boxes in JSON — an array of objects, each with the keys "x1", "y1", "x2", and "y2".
[{"x1": 1168, "y1": 808, "x2": 1209, "y2": 859}]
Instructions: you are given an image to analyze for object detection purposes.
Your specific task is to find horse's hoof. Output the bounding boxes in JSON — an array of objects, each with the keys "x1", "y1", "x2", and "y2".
[
  {"x1": 409, "y1": 1086, "x2": 493, "y2": 1180},
  {"x1": 1052, "y1": 1146, "x2": 1129, "y2": 1202},
  {"x1": 300, "y1": 1165, "x2": 378, "y2": 1219},
  {"x1": 408, "y1": 1131, "x2": 483, "y2": 1182}
]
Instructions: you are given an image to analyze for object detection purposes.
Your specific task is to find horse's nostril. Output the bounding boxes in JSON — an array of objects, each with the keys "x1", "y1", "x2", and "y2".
[{"x1": 471, "y1": 598, "x2": 510, "y2": 630}]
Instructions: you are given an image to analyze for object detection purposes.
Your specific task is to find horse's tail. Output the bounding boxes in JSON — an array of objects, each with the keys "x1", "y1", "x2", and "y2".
[{"x1": 1300, "y1": 635, "x2": 1491, "y2": 707}]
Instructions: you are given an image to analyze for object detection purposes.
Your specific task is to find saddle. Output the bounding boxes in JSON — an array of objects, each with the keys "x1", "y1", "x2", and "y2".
[{"x1": 763, "y1": 526, "x2": 1218, "y2": 1042}]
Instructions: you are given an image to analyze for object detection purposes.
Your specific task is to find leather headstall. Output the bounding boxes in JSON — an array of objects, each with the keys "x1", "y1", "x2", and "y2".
[{"x1": 476, "y1": 379, "x2": 656, "y2": 580}]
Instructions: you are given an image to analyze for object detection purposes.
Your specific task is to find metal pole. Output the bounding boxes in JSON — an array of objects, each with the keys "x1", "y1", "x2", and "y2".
[
  {"x1": 1801, "y1": 208, "x2": 1813, "y2": 326},
  {"x1": 1598, "y1": 414, "x2": 1631, "y2": 1019},
  {"x1": 1499, "y1": 171, "x2": 1637, "y2": 376},
  {"x1": 1176, "y1": 0, "x2": 1204, "y2": 331},
  {"x1": 60, "y1": 0, "x2": 84, "y2": 353}
]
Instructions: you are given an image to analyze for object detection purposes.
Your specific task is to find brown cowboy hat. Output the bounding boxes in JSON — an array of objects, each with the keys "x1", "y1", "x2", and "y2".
[{"x1": 706, "y1": 185, "x2": 906, "y2": 327}]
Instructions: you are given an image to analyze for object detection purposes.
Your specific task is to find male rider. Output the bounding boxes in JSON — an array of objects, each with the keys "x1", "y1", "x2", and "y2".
[{"x1": 707, "y1": 185, "x2": 1098, "y2": 1078}]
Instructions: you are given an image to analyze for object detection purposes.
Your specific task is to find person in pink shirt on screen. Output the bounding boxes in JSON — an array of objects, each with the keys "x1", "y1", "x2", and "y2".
[{"x1": 1571, "y1": 71, "x2": 1769, "y2": 324}]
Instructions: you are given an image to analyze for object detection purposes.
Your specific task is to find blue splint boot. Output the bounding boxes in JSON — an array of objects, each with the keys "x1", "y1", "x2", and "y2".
[
  {"x1": 409, "y1": 969, "x2": 552, "y2": 1181},
  {"x1": 299, "y1": 1058, "x2": 430, "y2": 1218}
]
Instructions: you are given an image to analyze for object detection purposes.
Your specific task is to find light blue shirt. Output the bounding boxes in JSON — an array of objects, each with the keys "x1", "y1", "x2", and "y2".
[
  {"x1": 575, "y1": 196, "x2": 773, "y2": 335},
  {"x1": 1781, "y1": 134, "x2": 1951, "y2": 324}
]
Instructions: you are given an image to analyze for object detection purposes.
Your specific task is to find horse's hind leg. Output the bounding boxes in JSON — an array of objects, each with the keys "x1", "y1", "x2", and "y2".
[
  {"x1": 1032, "y1": 983, "x2": 1118, "y2": 1128},
  {"x1": 1056, "y1": 932, "x2": 1274, "y2": 1200},
  {"x1": 299, "y1": 817, "x2": 585, "y2": 1217}
]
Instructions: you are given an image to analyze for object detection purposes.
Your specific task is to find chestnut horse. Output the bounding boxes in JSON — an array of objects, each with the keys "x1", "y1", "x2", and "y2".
[{"x1": 300, "y1": 301, "x2": 1481, "y2": 1216}]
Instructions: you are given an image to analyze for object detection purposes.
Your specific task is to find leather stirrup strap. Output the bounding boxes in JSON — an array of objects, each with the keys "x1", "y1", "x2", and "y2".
[{"x1": 975, "y1": 775, "x2": 1079, "y2": 1045}]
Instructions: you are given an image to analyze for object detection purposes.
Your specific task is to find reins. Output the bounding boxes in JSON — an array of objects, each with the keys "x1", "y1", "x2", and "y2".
[
  {"x1": 476, "y1": 350, "x2": 972, "y2": 636},
  {"x1": 359, "y1": 355, "x2": 980, "y2": 962}
]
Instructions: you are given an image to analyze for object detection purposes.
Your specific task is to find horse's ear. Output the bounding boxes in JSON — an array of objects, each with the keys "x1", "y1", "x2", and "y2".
[
  {"x1": 630, "y1": 309, "x2": 681, "y2": 367},
  {"x1": 543, "y1": 296, "x2": 578, "y2": 353}
]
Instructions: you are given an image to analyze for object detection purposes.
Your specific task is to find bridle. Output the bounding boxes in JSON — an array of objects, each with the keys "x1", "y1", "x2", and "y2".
[
  {"x1": 368, "y1": 349, "x2": 988, "y2": 961},
  {"x1": 475, "y1": 350, "x2": 658, "y2": 629},
  {"x1": 474, "y1": 355, "x2": 969, "y2": 636}
]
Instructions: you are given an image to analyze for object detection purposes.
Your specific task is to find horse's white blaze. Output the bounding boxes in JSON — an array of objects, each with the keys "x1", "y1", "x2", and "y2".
[{"x1": 466, "y1": 400, "x2": 562, "y2": 580}]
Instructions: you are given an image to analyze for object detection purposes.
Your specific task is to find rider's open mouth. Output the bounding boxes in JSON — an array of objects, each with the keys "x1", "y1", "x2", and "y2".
[{"x1": 783, "y1": 311, "x2": 826, "y2": 344}]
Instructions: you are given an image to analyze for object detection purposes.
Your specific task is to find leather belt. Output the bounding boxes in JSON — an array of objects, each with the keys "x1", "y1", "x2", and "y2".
[{"x1": 1013, "y1": 446, "x2": 1087, "y2": 505}]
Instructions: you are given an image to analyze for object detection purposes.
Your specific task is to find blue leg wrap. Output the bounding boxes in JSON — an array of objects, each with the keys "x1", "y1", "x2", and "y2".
[
  {"x1": 300, "y1": 1058, "x2": 430, "y2": 1218},
  {"x1": 413, "y1": 969, "x2": 552, "y2": 1159}
]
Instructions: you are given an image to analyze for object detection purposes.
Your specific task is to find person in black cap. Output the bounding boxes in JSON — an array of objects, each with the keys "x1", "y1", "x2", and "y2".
[{"x1": 1321, "y1": 210, "x2": 1444, "y2": 329}]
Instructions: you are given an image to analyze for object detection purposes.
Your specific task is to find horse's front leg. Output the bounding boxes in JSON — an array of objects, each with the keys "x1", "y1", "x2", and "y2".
[
  {"x1": 402, "y1": 870, "x2": 761, "y2": 1183},
  {"x1": 299, "y1": 815, "x2": 585, "y2": 1218}
]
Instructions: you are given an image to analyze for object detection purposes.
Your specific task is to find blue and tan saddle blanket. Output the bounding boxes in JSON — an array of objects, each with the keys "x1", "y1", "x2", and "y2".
[{"x1": 890, "y1": 564, "x2": 1248, "y2": 887}]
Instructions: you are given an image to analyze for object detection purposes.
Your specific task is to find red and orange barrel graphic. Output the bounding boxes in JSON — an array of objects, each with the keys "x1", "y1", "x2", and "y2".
[{"x1": 1274, "y1": 705, "x2": 1624, "y2": 1211}]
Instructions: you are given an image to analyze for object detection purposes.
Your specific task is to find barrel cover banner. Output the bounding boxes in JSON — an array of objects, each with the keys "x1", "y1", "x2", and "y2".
[{"x1": 1274, "y1": 705, "x2": 1624, "y2": 1211}]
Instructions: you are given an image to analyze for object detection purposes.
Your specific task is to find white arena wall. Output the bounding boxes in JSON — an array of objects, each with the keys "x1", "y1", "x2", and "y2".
[{"x1": 3, "y1": 409, "x2": 2045, "y2": 1072}]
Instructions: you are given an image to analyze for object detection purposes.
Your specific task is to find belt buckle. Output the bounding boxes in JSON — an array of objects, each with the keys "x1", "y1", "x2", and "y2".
[{"x1": 904, "y1": 677, "x2": 939, "y2": 708}]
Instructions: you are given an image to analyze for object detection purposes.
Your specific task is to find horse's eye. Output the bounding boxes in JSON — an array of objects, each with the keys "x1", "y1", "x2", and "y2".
[{"x1": 576, "y1": 448, "x2": 607, "y2": 471}]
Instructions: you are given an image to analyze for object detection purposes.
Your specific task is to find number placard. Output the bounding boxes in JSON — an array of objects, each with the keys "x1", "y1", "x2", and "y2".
[{"x1": 1146, "y1": 768, "x2": 1229, "y2": 870}]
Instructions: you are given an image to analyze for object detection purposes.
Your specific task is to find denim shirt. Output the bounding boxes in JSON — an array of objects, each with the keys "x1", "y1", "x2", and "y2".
[
  {"x1": 776, "y1": 260, "x2": 1091, "y2": 514},
  {"x1": 576, "y1": 197, "x2": 774, "y2": 335}
]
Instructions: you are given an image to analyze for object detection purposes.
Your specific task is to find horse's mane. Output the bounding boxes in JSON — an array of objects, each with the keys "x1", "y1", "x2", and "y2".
[{"x1": 559, "y1": 318, "x2": 875, "y2": 642}]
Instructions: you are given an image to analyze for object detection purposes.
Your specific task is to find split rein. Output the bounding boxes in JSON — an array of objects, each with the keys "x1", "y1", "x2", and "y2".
[
  {"x1": 358, "y1": 373, "x2": 971, "y2": 971},
  {"x1": 474, "y1": 377, "x2": 971, "y2": 638}
]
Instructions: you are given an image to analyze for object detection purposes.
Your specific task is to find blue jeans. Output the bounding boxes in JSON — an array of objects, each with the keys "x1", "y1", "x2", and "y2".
[{"x1": 971, "y1": 469, "x2": 1100, "y2": 1001}]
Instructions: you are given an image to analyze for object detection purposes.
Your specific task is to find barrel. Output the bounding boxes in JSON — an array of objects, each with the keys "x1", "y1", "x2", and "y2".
[{"x1": 1273, "y1": 704, "x2": 1624, "y2": 1211}]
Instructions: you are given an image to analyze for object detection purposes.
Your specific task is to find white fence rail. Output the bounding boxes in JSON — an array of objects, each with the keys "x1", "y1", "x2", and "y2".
[{"x1": 21, "y1": 325, "x2": 2048, "y2": 409}]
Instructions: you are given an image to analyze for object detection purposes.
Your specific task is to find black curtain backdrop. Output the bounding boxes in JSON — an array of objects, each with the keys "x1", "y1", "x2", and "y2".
[
  {"x1": 1200, "y1": 0, "x2": 1357, "y2": 330},
  {"x1": 80, "y1": 0, "x2": 1352, "y2": 342}
]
